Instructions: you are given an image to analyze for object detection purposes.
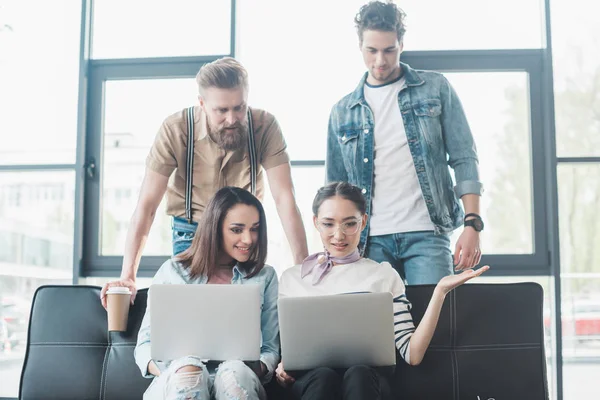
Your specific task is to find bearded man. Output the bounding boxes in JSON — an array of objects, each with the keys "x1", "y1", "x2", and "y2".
[{"x1": 100, "y1": 57, "x2": 308, "y2": 307}]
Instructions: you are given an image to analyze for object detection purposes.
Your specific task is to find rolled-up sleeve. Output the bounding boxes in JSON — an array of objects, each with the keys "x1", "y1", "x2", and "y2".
[
  {"x1": 146, "y1": 121, "x2": 178, "y2": 177},
  {"x1": 439, "y1": 76, "x2": 483, "y2": 198},
  {"x1": 258, "y1": 267, "x2": 281, "y2": 383},
  {"x1": 259, "y1": 114, "x2": 290, "y2": 171},
  {"x1": 325, "y1": 106, "x2": 349, "y2": 184}
]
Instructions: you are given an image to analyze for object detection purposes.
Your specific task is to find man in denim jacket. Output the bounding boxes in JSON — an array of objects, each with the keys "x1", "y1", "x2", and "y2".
[{"x1": 326, "y1": 1, "x2": 484, "y2": 284}]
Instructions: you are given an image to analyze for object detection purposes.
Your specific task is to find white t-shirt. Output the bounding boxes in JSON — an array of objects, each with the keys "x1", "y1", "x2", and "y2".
[
  {"x1": 364, "y1": 76, "x2": 434, "y2": 235},
  {"x1": 279, "y1": 258, "x2": 415, "y2": 364}
]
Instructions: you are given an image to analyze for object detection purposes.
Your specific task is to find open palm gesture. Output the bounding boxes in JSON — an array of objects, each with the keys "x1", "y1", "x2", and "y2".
[{"x1": 437, "y1": 265, "x2": 490, "y2": 295}]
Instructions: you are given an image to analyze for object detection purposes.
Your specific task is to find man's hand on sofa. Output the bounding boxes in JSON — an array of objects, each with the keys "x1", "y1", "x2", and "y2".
[
  {"x1": 275, "y1": 362, "x2": 295, "y2": 387},
  {"x1": 100, "y1": 278, "x2": 137, "y2": 309}
]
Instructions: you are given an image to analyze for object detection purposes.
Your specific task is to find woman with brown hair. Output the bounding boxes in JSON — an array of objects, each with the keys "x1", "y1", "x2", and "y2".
[{"x1": 134, "y1": 186, "x2": 279, "y2": 400}]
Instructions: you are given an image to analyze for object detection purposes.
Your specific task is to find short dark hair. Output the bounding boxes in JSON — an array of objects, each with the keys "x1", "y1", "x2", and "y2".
[
  {"x1": 175, "y1": 187, "x2": 267, "y2": 280},
  {"x1": 355, "y1": 1, "x2": 407, "y2": 43},
  {"x1": 312, "y1": 182, "x2": 367, "y2": 216}
]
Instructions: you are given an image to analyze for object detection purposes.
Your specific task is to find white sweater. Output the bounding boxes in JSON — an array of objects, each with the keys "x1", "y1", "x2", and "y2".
[{"x1": 279, "y1": 258, "x2": 414, "y2": 364}]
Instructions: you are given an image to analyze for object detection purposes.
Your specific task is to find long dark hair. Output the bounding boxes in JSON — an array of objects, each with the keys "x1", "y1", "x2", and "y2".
[
  {"x1": 312, "y1": 181, "x2": 367, "y2": 216},
  {"x1": 175, "y1": 187, "x2": 268, "y2": 279}
]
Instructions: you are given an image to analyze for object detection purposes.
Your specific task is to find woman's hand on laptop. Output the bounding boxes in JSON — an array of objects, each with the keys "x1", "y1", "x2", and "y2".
[
  {"x1": 100, "y1": 278, "x2": 137, "y2": 309},
  {"x1": 275, "y1": 362, "x2": 295, "y2": 387}
]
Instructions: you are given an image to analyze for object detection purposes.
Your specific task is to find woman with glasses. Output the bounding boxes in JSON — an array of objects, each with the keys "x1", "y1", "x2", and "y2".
[{"x1": 275, "y1": 182, "x2": 489, "y2": 400}]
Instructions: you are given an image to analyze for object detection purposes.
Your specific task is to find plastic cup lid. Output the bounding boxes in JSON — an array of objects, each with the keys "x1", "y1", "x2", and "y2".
[{"x1": 106, "y1": 287, "x2": 131, "y2": 295}]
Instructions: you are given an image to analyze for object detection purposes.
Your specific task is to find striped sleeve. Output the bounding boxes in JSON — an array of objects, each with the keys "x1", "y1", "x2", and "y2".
[{"x1": 390, "y1": 271, "x2": 415, "y2": 364}]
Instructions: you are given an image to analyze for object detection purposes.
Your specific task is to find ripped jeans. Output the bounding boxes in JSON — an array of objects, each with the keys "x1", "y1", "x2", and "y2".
[{"x1": 144, "y1": 357, "x2": 267, "y2": 400}]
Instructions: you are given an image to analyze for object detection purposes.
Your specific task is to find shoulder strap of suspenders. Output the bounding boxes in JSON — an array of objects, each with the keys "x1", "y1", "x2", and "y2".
[
  {"x1": 246, "y1": 107, "x2": 257, "y2": 195},
  {"x1": 184, "y1": 106, "x2": 257, "y2": 223},
  {"x1": 185, "y1": 107, "x2": 195, "y2": 223}
]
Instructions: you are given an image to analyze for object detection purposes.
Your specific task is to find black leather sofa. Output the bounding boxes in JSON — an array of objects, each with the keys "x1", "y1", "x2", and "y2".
[{"x1": 19, "y1": 283, "x2": 549, "y2": 399}]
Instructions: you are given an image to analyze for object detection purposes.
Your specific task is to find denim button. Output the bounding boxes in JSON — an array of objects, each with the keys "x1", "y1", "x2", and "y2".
[
  {"x1": 363, "y1": 158, "x2": 368, "y2": 163},
  {"x1": 363, "y1": 129, "x2": 369, "y2": 134},
  {"x1": 361, "y1": 188, "x2": 367, "y2": 194}
]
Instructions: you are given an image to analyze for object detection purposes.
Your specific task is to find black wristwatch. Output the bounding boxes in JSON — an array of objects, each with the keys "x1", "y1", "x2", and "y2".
[{"x1": 464, "y1": 213, "x2": 484, "y2": 232}]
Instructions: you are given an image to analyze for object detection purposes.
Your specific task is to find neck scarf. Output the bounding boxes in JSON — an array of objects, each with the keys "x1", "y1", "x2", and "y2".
[{"x1": 300, "y1": 249, "x2": 361, "y2": 285}]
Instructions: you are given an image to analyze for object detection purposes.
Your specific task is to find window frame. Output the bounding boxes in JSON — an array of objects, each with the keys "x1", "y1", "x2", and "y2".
[
  {"x1": 81, "y1": 0, "x2": 237, "y2": 276},
  {"x1": 401, "y1": 50, "x2": 550, "y2": 275},
  {"x1": 81, "y1": 49, "x2": 550, "y2": 277}
]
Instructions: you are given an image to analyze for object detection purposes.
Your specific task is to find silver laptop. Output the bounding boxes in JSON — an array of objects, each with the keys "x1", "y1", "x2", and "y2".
[
  {"x1": 150, "y1": 284, "x2": 261, "y2": 362},
  {"x1": 278, "y1": 292, "x2": 396, "y2": 370}
]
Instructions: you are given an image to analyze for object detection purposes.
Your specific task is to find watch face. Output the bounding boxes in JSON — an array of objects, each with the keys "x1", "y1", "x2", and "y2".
[{"x1": 466, "y1": 218, "x2": 484, "y2": 231}]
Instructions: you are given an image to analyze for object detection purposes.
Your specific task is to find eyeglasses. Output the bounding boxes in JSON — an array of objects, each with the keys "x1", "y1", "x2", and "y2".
[{"x1": 316, "y1": 219, "x2": 362, "y2": 236}]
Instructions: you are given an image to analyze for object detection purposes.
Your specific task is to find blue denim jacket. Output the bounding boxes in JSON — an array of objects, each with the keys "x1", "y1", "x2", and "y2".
[
  {"x1": 326, "y1": 62, "x2": 483, "y2": 248},
  {"x1": 134, "y1": 259, "x2": 280, "y2": 383}
]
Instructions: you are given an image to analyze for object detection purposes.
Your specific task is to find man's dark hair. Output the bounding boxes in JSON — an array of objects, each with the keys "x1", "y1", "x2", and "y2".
[
  {"x1": 355, "y1": 1, "x2": 407, "y2": 44},
  {"x1": 175, "y1": 187, "x2": 267, "y2": 280},
  {"x1": 312, "y1": 182, "x2": 367, "y2": 216}
]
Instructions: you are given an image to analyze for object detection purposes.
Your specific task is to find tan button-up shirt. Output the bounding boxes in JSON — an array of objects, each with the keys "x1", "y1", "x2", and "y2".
[{"x1": 146, "y1": 106, "x2": 289, "y2": 222}]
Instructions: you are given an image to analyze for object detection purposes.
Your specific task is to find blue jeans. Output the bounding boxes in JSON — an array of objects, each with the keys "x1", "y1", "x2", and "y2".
[
  {"x1": 365, "y1": 231, "x2": 453, "y2": 285},
  {"x1": 172, "y1": 217, "x2": 198, "y2": 256},
  {"x1": 144, "y1": 358, "x2": 266, "y2": 400}
]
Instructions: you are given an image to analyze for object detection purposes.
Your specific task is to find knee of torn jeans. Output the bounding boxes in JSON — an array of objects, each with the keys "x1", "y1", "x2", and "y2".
[
  {"x1": 216, "y1": 361, "x2": 250, "y2": 400},
  {"x1": 176, "y1": 365, "x2": 203, "y2": 374},
  {"x1": 168, "y1": 356, "x2": 207, "y2": 373}
]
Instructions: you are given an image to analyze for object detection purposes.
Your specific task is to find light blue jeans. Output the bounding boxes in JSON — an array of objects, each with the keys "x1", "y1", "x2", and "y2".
[
  {"x1": 365, "y1": 231, "x2": 453, "y2": 285},
  {"x1": 144, "y1": 358, "x2": 266, "y2": 400},
  {"x1": 172, "y1": 217, "x2": 198, "y2": 256}
]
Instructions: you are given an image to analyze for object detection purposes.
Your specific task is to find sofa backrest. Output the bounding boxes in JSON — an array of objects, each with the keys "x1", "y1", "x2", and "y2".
[
  {"x1": 396, "y1": 283, "x2": 549, "y2": 399},
  {"x1": 19, "y1": 283, "x2": 549, "y2": 400},
  {"x1": 20, "y1": 286, "x2": 150, "y2": 400}
]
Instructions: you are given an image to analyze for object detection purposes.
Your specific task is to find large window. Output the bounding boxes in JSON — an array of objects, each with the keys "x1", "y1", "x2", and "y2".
[
  {"x1": 238, "y1": 0, "x2": 548, "y2": 271},
  {"x1": 238, "y1": 0, "x2": 366, "y2": 160},
  {"x1": 551, "y1": 0, "x2": 600, "y2": 158},
  {"x1": 262, "y1": 166, "x2": 326, "y2": 275},
  {"x1": 0, "y1": 0, "x2": 594, "y2": 398},
  {"x1": 0, "y1": 172, "x2": 75, "y2": 397},
  {"x1": 91, "y1": 0, "x2": 232, "y2": 59},
  {"x1": 551, "y1": 0, "x2": 600, "y2": 397},
  {"x1": 444, "y1": 72, "x2": 534, "y2": 255},
  {"x1": 557, "y1": 164, "x2": 600, "y2": 398},
  {"x1": 81, "y1": 0, "x2": 237, "y2": 275},
  {"x1": 0, "y1": 0, "x2": 82, "y2": 397},
  {"x1": 100, "y1": 79, "x2": 197, "y2": 256},
  {"x1": 397, "y1": 0, "x2": 544, "y2": 50},
  {"x1": 0, "y1": 1, "x2": 81, "y2": 165}
]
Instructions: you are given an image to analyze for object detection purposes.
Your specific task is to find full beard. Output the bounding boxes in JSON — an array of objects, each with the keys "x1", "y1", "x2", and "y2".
[{"x1": 211, "y1": 123, "x2": 248, "y2": 151}]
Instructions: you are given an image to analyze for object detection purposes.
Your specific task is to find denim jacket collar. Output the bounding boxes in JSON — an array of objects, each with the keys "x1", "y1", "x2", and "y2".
[
  {"x1": 232, "y1": 263, "x2": 246, "y2": 281},
  {"x1": 176, "y1": 260, "x2": 248, "y2": 283},
  {"x1": 347, "y1": 62, "x2": 426, "y2": 109}
]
